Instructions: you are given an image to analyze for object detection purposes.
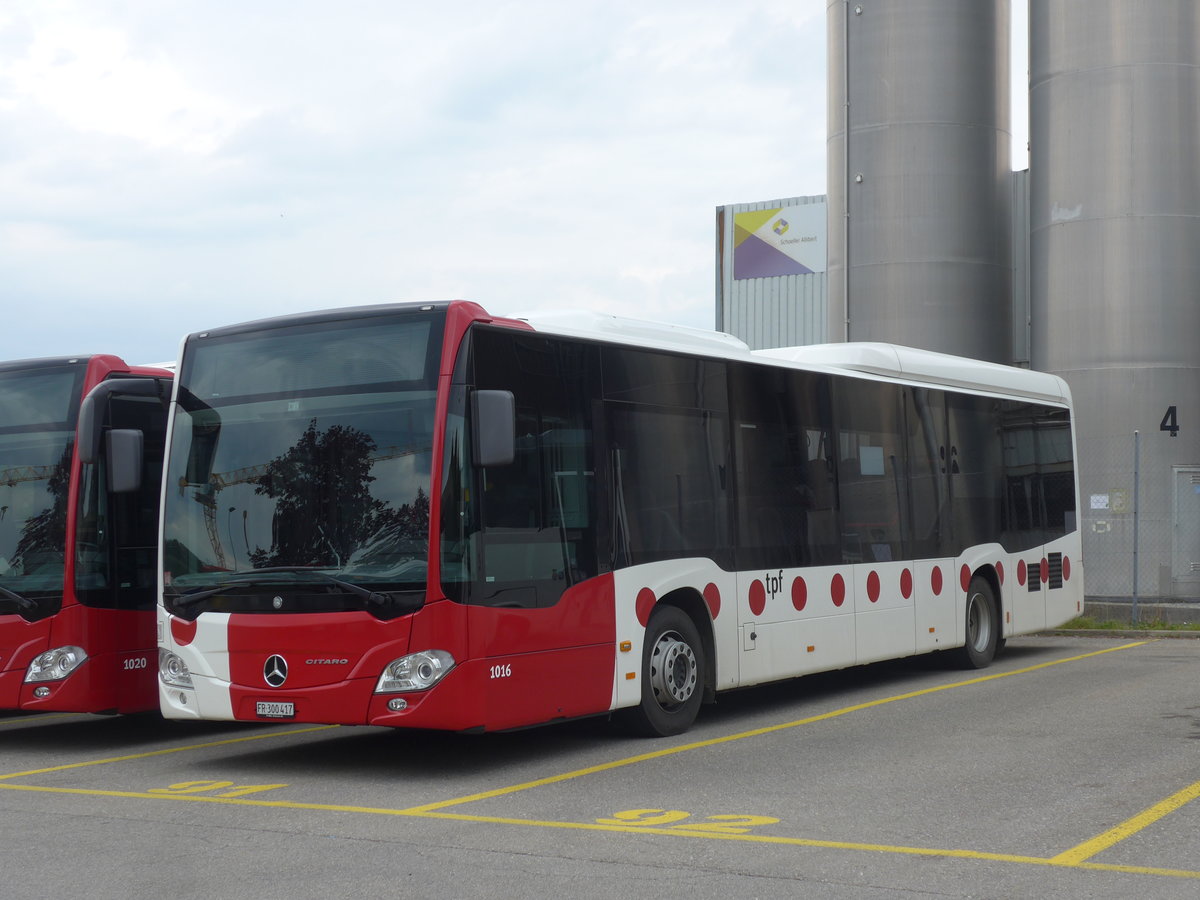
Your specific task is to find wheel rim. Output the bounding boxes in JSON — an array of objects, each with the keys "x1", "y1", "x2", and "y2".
[
  {"x1": 648, "y1": 629, "x2": 698, "y2": 709},
  {"x1": 966, "y1": 589, "x2": 992, "y2": 652}
]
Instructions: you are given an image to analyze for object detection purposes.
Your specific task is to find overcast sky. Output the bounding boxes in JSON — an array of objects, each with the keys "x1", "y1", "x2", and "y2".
[{"x1": 0, "y1": 1, "x2": 1028, "y2": 366}]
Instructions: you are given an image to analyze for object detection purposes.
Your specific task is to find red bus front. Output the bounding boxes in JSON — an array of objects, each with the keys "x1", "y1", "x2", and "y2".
[
  {"x1": 157, "y1": 302, "x2": 619, "y2": 731},
  {"x1": 1, "y1": 355, "x2": 170, "y2": 714}
]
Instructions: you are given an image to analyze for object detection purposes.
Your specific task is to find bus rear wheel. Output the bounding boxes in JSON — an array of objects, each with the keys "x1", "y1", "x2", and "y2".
[
  {"x1": 954, "y1": 576, "x2": 999, "y2": 669},
  {"x1": 623, "y1": 606, "x2": 705, "y2": 737}
]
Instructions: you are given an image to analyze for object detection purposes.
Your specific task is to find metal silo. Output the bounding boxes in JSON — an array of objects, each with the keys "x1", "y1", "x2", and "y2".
[
  {"x1": 827, "y1": 0, "x2": 1012, "y2": 363},
  {"x1": 1030, "y1": 0, "x2": 1200, "y2": 601}
]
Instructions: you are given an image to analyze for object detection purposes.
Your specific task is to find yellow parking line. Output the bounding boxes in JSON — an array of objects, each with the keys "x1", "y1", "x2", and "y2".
[
  {"x1": 1051, "y1": 777, "x2": 1200, "y2": 865},
  {"x1": 412, "y1": 810, "x2": 1200, "y2": 880},
  {"x1": 0, "y1": 724, "x2": 339, "y2": 780},
  {"x1": 405, "y1": 641, "x2": 1149, "y2": 814},
  {"x1": 0, "y1": 781, "x2": 414, "y2": 814},
  {"x1": 3, "y1": 641, "x2": 1181, "y2": 881},
  {"x1": 0, "y1": 642, "x2": 1146, "y2": 791},
  {"x1": 2, "y1": 780, "x2": 1198, "y2": 881}
]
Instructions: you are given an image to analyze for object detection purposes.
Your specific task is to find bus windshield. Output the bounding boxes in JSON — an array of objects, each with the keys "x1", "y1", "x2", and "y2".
[
  {"x1": 0, "y1": 363, "x2": 85, "y2": 612},
  {"x1": 161, "y1": 312, "x2": 443, "y2": 617}
]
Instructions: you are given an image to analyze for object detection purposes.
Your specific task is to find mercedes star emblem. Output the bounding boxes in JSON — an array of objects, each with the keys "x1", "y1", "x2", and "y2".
[{"x1": 263, "y1": 654, "x2": 288, "y2": 687}]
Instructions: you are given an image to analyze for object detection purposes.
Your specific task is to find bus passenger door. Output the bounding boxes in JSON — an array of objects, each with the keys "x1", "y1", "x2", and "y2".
[
  {"x1": 906, "y1": 388, "x2": 956, "y2": 652},
  {"x1": 105, "y1": 393, "x2": 168, "y2": 711},
  {"x1": 462, "y1": 329, "x2": 612, "y2": 728}
]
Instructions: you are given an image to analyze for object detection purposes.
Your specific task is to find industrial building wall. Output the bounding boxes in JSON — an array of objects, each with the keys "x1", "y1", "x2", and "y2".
[
  {"x1": 716, "y1": 3, "x2": 1199, "y2": 602},
  {"x1": 715, "y1": 196, "x2": 827, "y2": 350},
  {"x1": 1030, "y1": 0, "x2": 1200, "y2": 600},
  {"x1": 1011, "y1": 168, "x2": 1030, "y2": 366},
  {"x1": 826, "y1": 0, "x2": 1012, "y2": 363}
]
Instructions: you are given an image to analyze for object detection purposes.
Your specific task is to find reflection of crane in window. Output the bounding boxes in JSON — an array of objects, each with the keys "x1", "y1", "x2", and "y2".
[
  {"x1": 0, "y1": 465, "x2": 55, "y2": 487},
  {"x1": 182, "y1": 446, "x2": 430, "y2": 570},
  {"x1": 1, "y1": 467, "x2": 56, "y2": 536}
]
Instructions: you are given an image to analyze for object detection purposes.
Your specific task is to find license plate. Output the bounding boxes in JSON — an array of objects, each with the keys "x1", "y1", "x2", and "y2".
[{"x1": 256, "y1": 701, "x2": 295, "y2": 719}]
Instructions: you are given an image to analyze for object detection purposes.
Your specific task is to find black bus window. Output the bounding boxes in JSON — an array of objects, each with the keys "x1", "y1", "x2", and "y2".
[{"x1": 833, "y1": 378, "x2": 907, "y2": 563}]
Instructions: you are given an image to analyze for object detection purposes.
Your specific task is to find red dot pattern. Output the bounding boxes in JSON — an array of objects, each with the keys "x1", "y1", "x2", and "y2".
[
  {"x1": 749, "y1": 580, "x2": 766, "y2": 616},
  {"x1": 635, "y1": 588, "x2": 656, "y2": 627},
  {"x1": 633, "y1": 553, "x2": 1078, "y2": 641},
  {"x1": 718, "y1": 561, "x2": 1061, "y2": 622},
  {"x1": 170, "y1": 616, "x2": 198, "y2": 647},
  {"x1": 831, "y1": 574, "x2": 846, "y2": 607},
  {"x1": 703, "y1": 583, "x2": 721, "y2": 619},
  {"x1": 792, "y1": 577, "x2": 807, "y2": 611}
]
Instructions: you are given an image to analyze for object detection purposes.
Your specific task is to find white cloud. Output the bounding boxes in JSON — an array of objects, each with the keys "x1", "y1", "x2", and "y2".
[
  {"x1": 4, "y1": 12, "x2": 252, "y2": 153},
  {"x1": 0, "y1": 1, "x2": 827, "y2": 363}
]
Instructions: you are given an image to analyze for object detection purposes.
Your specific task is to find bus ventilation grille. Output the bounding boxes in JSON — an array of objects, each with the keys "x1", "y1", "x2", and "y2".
[
  {"x1": 1027, "y1": 553, "x2": 1065, "y2": 591},
  {"x1": 1047, "y1": 552, "x2": 1063, "y2": 589}
]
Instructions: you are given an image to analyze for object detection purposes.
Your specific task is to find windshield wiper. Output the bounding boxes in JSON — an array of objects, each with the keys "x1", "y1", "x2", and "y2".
[
  {"x1": 0, "y1": 585, "x2": 37, "y2": 611},
  {"x1": 259, "y1": 567, "x2": 392, "y2": 607},
  {"x1": 168, "y1": 567, "x2": 392, "y2": 609},
  {"x1": 167, "y1": 579, "x2": 268, "y2": 608}
]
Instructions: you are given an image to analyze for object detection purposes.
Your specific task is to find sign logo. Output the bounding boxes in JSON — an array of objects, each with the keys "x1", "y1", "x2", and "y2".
[
  {"x1": 732, "y1": 201, "x2": 826, "y2": 279},
  {"x1": 263, "y1": 654, "x2": 288, "y2": 687}
]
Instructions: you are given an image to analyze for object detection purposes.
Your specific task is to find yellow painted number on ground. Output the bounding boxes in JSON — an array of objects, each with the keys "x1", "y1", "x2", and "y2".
[
  {"x1": 596, "y1": 809, "x2": 779, "y2": 834},
  {"x1": 670, "y1": 814, "x2": 780, "y2": 835},
  {"x1": 149, "y1": 780, "x2": 288, "y2": 798},
  {"x1": 595, "y1": 809, "x2": 691, "y2": 827}
]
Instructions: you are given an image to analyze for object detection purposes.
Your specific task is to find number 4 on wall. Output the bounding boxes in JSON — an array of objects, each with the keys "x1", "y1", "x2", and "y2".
[{"x1": 1160, "y1": 406, "x2": 1179, "y2": 437}]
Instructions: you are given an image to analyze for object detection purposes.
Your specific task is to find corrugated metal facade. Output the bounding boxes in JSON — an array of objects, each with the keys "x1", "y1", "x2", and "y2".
[{"x1": 715, "y1": 195, "x2": 827, "y2": 350}]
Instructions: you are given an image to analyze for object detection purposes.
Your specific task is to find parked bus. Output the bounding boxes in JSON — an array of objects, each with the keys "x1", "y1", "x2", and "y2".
[
  {"x1": 0, "y1": 355, "x2": 171, "y2": 713},
  {"x1": 155, "y1": 302, "x2": 1081, "y2": 736}
]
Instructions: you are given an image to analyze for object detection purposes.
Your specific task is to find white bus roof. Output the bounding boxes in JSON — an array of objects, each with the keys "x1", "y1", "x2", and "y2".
[
  {"x1": 515, "y1": 310, "x2": 752, "y2": 357},
  {"x1": 755, "y1": 343, "x2": 1072, "y2": 406},
  {"x1": 515, "y1": 311, "x2": 1071, "y2": 407}
]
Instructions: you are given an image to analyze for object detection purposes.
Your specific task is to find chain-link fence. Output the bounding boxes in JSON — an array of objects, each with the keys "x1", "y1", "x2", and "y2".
[{"x1": 1078, "y1": 433, "x2": 1200, "y2": 603}]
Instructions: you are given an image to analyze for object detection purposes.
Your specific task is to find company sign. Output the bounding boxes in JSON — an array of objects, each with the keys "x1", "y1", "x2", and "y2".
[{"x1": 733, "y1": 202, "x2": 826, "y2": 280}]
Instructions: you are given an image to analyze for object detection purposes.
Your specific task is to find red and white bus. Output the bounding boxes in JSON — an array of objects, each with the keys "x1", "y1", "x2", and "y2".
[
  {"x1": 156, "y1": 301, "x2": 1081, "y2": 736},
  {"x1": 1, "y1": 355, "x2": 171, "y2": 714}
]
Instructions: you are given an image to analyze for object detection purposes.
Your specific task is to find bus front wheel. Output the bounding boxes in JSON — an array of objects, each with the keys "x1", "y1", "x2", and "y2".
[
  {"x1": 623, "y1": 606, "x2": 705, "y2": 737},
  {"x1": 955, "y1": 576, "x2": 999, "y2": 669}
]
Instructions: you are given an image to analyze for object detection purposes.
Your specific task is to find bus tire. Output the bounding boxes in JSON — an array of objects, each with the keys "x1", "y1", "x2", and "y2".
[
  {"x1": 954, "y1": 576, "x2": 999, "y2": 669},
  {"x1": 623, "y1": 606, "x2": 705, "y2": 737}
]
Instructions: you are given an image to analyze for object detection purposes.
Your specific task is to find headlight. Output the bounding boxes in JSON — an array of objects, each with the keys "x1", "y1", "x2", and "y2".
[
  {"x1": 374, "y1": 650, "x2": 455, "y2": 693},
  {"x1": 25, "y1": 646, "x2": 88, "y2": 683},
  {"x1": 159, "y1": 649, "x2": 194, "y2": 688}
]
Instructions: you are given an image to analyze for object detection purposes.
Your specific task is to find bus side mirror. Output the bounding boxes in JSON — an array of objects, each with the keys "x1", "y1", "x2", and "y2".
[
  {"x1": 471, "y1": 390, "x2": 515, "y2": 467},
  {"x1": 107, "y1": 429, "x2": 144, "y2": 493},
  {"x1": 77, "y1": 377, "x2": 169, "y2": 464}
]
